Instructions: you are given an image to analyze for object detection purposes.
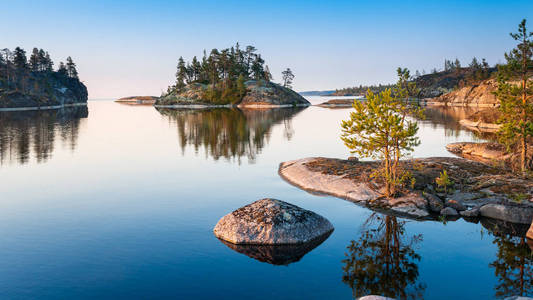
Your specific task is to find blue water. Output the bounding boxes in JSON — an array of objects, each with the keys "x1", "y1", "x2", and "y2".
[{"x1": 0, "y1": 100, "x2": 530, "y2": 299}]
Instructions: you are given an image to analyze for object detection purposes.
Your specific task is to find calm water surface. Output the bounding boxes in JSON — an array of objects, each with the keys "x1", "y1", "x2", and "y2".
[{"x1": 0, "y1": 99, "x2": 531, "y2": 299}]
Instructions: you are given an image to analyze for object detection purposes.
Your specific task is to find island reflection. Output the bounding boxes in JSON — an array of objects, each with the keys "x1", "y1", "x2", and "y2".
[
  {"x1": 156, "y1": 107, "x2": 305, "y2": 163},
  {"x1": 342, "y1": 214, "x2": 426, "y2": 299},
  {"x1": 0, "y1": 106, "x2": 88, "y2": 165}
]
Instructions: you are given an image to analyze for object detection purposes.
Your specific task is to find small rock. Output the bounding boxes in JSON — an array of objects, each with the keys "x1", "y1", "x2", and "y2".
[
  {"x1": 440, "y1": 207, "x2": 459, "y2": 216},
  {"x1": 445, "y1": 199, "x2": 466, "y2": 211},
  {"x1": 504, "y1": 296, "x2": 533, "y2": 300},
  {"x1": 423, "y1": 192, "x2": 443, "y2": 213},
  {"x1": 213, "y1": 198, "x2": 334, "y2": 244},
  {"x1": 348, "y1": 156, "x2": 359, "y2": 162},
  {"x1": 460, "y1": 207, "x2": 480, "y2": 218}
]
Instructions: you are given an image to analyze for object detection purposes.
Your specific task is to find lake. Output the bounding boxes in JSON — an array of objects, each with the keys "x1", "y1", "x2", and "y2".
[{"x1": 0, "y1": 99, "x2": 531, "y2": 299}]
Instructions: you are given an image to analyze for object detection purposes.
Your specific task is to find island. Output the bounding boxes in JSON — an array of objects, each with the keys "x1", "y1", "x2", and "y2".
[
  {"x1": 0, "y1": 47, "x2": 87, "y2": 110},
  {"x1": 154, "y1": 44, "x2": 310, "y2": 108},
  {"x1": 115, "y1": 96, "x2": 158, "y2": 105}
]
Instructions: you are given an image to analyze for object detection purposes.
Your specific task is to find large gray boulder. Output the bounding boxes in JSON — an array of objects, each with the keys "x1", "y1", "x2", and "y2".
[
  {"x1": 479, "y1": 204, "x2": 533, "y2": 224},
  {"x1": 213, "y1": 198, "x2": 334, "y2": 245}
]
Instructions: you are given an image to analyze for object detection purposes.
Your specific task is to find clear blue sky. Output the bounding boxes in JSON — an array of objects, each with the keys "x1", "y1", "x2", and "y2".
[{"x1": 2, "y1": 0, "x2": 532, "y2": 98}]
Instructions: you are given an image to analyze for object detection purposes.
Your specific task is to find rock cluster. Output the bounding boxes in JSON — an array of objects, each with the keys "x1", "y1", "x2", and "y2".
[
  {"x1": 213, "y1": 198, "x2": 334, "y2": 245},
  {"x1": 279, "y1": 157, "x2": 533, "y2": 224}
]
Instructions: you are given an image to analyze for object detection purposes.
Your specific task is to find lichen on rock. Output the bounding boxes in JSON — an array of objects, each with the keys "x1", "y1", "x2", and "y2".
[{"x1": 213, "y1": 198, "x2": 334, "y2": 245}]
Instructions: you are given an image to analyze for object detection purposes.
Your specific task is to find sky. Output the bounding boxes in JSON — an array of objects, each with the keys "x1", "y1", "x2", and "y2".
[{"x1": 1, "y1": 0, "x2": 532, "y2": 99}]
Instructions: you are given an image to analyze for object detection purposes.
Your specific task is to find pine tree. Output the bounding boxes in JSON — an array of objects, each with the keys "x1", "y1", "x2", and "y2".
[
  {"x1": 341, "y1": 71, "x2": 421, "y2": 197},
  {"x1": 44, "y1": 52, "x2": 53, "y2": 72},
  {"x1": 29, "y1": 48, "x2": 40, "y2": 72},
  {"x1": 175, "y1": 56, "x2": 187, "y2": 92},
  {"x1": 57, "y1": 61, "x2": 68, "y2": 76},
  {"x1": 13, "y1": 47, "x2": 28, "y2": 71},
  {"x1": 281, "y1": 68, "x2": 295, "y2": 88},
  {"x1": 454, "y1": 58, "x2": 461, "y2": 69},
  {"x1": 264, "y1": 65, "x2": 272, "y2": 82},
  {"x1": 496, "y1": 19, "x2": 533, "y2": 176},
  {"x1": 38, "y1": 49, "x2": 46, "y2": 71},
  {"x1": 66, "y1": 56, "x2": 78, "y2": 78}
]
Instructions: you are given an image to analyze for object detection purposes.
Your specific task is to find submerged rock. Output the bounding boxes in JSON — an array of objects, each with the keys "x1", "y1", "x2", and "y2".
[
  {"x1": 213, "y1": 198, "x2": 334, "y2": 245},
  {"x1": 218, "y1": 230, "x2": 332, "y2": 265},
  {"x1": 528, "y1": 221, "x2": 533, "y2": 240}
]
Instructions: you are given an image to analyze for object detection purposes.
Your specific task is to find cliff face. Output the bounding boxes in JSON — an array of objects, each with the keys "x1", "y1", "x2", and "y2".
[
  {"x1": 0, "y1": 73, "x2": 88, "y2": 109},
  {"x1": 426, "y1": 79, "x2": 499, "y2": 107},
  {"x1": 155, "y1": 80, "x2": 310, "y2": 107}
]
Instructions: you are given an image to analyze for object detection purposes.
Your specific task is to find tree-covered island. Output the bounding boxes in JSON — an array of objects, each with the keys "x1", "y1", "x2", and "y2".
[
  {"x1": 155, "y1": 43, "x2": 309, "y2": 107},
  {"x1": 0, "y1": 47, "x2": 87, "y2": 109}
]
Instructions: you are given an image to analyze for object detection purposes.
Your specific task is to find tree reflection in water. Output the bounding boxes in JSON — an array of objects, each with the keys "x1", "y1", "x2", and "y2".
[
  {"x1": 0, "y1": 106, "x2": 88, "y2": 165},
  {"x1": 483, "y1": 219, "x2": 533, "y2": 299},
  {"x1": 156, "y1": 107, "x2": 305, "y2": 164},
  {"x1": 342, "y1": 214, "x2": 425, "y2": 299}
]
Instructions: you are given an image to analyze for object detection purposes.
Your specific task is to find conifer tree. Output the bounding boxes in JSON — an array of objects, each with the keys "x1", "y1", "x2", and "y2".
[
  {"x1": 66, "y1": 56, "x2": 78, "y2": 78},
  {"x1": 496, "y1": 19, "x2": 533, "y2": 176},
  {"x1": 29, "y1": 48, "x2": 40, "y2": 72},
  {"x1": 58, "y1": 61, "x2": 68, "y2": 76},
  {"x1": 175, "y1": 56, "x2": 187, "y2": 92},
  {"x1": 281, "y1": 68, "x2": 295, "y2": 88},
  {"x1": 341, "y1": 70, "x2": 421, "y2": 197},
  {"x1": 44, "y1": 52, "x2": 53, "y2": 72}
]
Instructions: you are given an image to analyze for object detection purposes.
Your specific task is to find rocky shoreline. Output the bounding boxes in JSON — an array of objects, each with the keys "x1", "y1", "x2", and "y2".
[
  {"x1": 156, "y1": 80, "x2": 310, "y2": 108},
  {"x1": 279, "y1": 157, "x2": 533, "y2": 225},
  {"x1": 0, "y1": 102, "x2": 87, "y2": 112}
]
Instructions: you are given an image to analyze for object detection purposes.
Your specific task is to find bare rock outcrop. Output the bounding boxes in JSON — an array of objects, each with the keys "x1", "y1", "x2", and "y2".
[
  {"x1": 426, "y1": 79, "x2": 499, "y2": 107},
  {"x1": 155, "y1": 80, "x2": 310, "y2": 108},
  {"x1": 213, "y1": 198, "x2": 334, "y2": 245},
  {"x1": 279, "y1": 156, "x2": 533, "y2": 226}
]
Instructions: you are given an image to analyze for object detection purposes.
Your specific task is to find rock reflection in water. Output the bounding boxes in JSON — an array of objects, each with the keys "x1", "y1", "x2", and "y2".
[
  {"x1": 156, "y1": 107, "x2": 305, "y2": 163},
  {"x1": 0, "y1": 106, "x2": 88, "y2": 165},
  {"x1": 422, "y1": 106, "x2": 497, "y2": 141},
  {"x1": 218, "y1": 231, "x2": 332, "y2": 265},
  {"x1": 342, "y1": 214, "x2": 425, "y2": 299}
]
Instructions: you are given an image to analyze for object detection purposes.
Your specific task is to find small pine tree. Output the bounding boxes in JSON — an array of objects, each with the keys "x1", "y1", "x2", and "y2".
[
  {"x1": 341, "y1": 76, "x2": 420, "y2": 197},
  {"x1": 281, "y1": 68, "x2": 295, "y2": 88}
]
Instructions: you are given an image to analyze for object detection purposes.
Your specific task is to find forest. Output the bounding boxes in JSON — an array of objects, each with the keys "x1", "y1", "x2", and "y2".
[{"x1": 0, "y1": 47, "x2": 80, "y2": 98}]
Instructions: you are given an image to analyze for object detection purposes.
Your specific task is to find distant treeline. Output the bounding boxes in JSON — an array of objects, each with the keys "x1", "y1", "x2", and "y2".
[
  {"x1": 0, "y1": 47, "x2": 79, "y2": 95},
  {"x1": 332, "y1": 57, "x2": 495, "y2": 96}
]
